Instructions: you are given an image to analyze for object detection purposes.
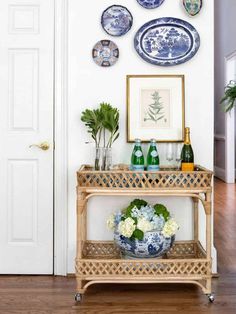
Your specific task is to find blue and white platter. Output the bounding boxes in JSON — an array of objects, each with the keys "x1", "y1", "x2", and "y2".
[
  {"x1": 101, "y1": 5, "x2": 133, "y2": 37},
  {"x1": 134, "y1": 17, "x2": 200, "y2": 66},
  {"x1": 137, "y1": 0, "x2": 165, "y2": 9},
  {"x1": 92, "y1": 40, "x2": 119, "y2": 67}
]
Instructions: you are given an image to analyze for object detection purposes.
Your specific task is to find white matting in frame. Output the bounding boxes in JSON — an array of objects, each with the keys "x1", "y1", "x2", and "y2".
[{"x1": 127, "y1": 75, "x2": 185, "y2": 142}]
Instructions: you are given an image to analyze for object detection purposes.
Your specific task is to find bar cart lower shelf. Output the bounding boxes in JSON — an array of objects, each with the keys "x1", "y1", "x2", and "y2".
[
  {"x1": 75, "y1": 165, "x2": 215, "y2": 303},
  {"x1": 75, "y1": 240, "x2": 214, "y2": 302}
]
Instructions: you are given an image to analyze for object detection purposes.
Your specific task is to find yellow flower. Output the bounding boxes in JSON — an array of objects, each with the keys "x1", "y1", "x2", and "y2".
[
  {"x1": 107, "y1": 214, "x2": 115, "y2": 230},
  {"x1": 118, "y1": 217, "x2": 136, "y2": 238},
  {"x1": 162, "y1": 219, "x2": 179, "y2": 238},
  {"x1": 137, "y1": 218, "x2": 153, "y2": 233}
]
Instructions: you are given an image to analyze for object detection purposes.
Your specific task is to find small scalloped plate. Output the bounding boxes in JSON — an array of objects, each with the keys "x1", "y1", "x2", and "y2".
[
  {"x1": 183, "y1": 0, "x2": 202, "y2": 16},
  {"x1": 136, "y1": 0, "x2": 165, "y2": 9},
  {"x1": 92, "y1": 40, "x2": 119, "y2": 67}
]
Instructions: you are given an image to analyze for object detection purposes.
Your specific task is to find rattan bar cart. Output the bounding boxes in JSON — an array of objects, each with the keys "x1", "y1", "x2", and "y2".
[{"x1": 75, "y1": 165, "x2": 214, "y2": 302}]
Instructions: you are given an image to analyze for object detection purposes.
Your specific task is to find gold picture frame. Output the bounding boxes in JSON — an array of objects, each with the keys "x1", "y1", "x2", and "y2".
[{"x1": 127, "y1": 75, "x2": 185, "y2": 143}]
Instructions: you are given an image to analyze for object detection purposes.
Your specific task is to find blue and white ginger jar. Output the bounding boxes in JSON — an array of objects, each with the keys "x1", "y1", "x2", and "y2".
[{"x1": 114, "y1": 230, "x2": 175, "y2": 258}]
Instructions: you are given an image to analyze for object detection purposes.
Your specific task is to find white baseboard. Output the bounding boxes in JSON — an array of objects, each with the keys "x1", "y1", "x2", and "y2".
[
  {"x1": 214, "y1": 166, "x2": 226, "y2": 182},
  {"x1": 214, "y1": 166, "x2": 236, "y2": 183}
]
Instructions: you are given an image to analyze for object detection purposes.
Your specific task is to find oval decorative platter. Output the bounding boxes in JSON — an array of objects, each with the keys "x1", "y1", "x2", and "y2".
[
  {"x1": 136, "y1": 0, "x2": 165, "y2": 9},
  {"x1": 134, "y1": 17, "x2": 200, "y2": 66},
  {"x1": 92, "y1": 40, "x2": 119, "y2": 67},
  {"x1": 183, "y1": 0, "x2": 202, "y2": 16},
  {"x1": 101, "y1": 5, "x2": 133, "y2": 37}
]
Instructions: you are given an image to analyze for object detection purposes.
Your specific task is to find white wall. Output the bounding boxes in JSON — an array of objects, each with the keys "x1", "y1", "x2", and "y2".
[
  {"x1": 68, "y1": 0, "x2": 215, "y2": 273},
  {"x1": 214, "y1": 0, "x2": 236, "y2": 179}
]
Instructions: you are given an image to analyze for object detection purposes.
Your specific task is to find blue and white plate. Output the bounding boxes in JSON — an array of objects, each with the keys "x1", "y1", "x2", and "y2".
[
  {"x1": 134, "y1": 17, "x2": 200, "y2": 66},
  {"x1": 137, "y1": 0, "x2": 165, "y2": 9},
  {"x1": 101, "y1": 5, "x2": 133, "y2": 37},
  {"x1": 92, "y1": 40, "x2": 119, "y2": 67}
]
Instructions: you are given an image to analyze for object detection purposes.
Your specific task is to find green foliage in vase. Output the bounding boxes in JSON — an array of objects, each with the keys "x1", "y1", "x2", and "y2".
[
  {"x1": 100, "y1": 103, "x2": 120, "y2": 148},
  {"x1": 144, "y1": 91, "x2": 165, "y2": 123},
  {"x1": 81, "y1": 108, "x2": 103, "y2": 148},
  {"x1": 220, "y1": 80, "x2": 236, "y2": 113},
  {"x1": 81, "y1": 102, "x2": 119, "y2": 148}
]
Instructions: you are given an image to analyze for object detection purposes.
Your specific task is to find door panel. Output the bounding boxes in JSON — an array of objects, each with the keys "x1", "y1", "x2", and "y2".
[
  {"x1": 9, "y1": 49, "x2": 39, "y2": 130},
  {"x1": 0, "y1": 0, "x2": 54, "y2": 274}
]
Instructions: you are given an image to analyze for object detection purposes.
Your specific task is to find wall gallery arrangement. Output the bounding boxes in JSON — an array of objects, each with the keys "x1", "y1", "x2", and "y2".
[
  {"x1": 91, "y1": 0, "x2": 202, "y2": 142},
  {"x1": 92, "y1": 0, "x2": 202, "y2": 68}
]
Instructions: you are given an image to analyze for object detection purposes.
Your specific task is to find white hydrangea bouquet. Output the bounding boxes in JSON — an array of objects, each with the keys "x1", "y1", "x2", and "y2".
[{"x1": 107, "y1": 199, "x2": 179, "y2": 258}]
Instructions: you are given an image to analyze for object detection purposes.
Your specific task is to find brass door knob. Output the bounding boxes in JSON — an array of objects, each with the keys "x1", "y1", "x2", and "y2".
[{"x1": 29, "y1": 141, "x2": 50, "y2": 151}]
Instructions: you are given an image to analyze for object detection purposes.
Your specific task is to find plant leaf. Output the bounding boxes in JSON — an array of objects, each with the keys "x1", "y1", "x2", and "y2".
[
  {"x1": 154, "y1": 204, "x2": 170, "y2": 222},
  {"x1": 130, "y1": 199, "x2": 148, "y2": 209},
  {"x1": 132, "y1": 229, "x2": 144, "y2": 240}
]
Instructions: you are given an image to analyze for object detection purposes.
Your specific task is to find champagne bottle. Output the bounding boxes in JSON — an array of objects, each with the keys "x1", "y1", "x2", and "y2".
[
  {"x1": 131, "y1": 139, "x2": 145, "y2": 171},
  {"x1": 181, "y1": 127, "x2": 194, "y2": 171},
  {"x1": 147, "y1": 139, "x2": 160, "y2": 171}
]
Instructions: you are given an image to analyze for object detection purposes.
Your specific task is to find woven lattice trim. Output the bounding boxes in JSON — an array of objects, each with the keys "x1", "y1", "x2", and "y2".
[
  {"x1": 77, "y1": 165, "x2": 212, "y2": 189},
  {"x1": 78, "y1": 241, "x2": 209, "y2": 277},
  {"x1": 83, "y1": 241, "x2": 121, "y2": 259},
  {"x1": 75, "y1": 260, "x2": 210, "y2": 277},
  {"x1": 82, "y1": 241, "x2": 206, "y2": 259}
]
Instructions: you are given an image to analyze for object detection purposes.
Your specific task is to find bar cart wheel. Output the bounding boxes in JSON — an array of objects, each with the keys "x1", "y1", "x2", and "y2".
[
  {"x1": 75, "y1": 293, "x2": 82, "y2": 302},
  {"x1": 208, "y1": 294, "x2": 215, "y2": 303}
]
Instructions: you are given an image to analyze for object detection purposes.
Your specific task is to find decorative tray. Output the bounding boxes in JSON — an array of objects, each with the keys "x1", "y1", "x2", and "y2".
[{"x1": 77, "y1": 164, "x2": 213, "y2": 190}]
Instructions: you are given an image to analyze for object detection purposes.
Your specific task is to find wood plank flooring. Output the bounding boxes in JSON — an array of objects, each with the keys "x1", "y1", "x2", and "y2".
[{"x1": 0, "y1": 179, "x2": 236, "y2": 314}]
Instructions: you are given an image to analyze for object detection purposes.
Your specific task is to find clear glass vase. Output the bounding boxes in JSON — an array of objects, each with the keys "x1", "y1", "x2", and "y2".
[
  {"x1": 94, "y1": 147, "x2": 101, "y2": 171},
  {"x1": 94, "y1": 147, "x2": 112, "y2": 171},
  {"x1": 104, "y1": 147, "x2": 112, "y2": 170}
]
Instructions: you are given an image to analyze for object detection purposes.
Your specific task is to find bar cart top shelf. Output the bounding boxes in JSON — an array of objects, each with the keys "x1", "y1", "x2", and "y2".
[{"x1": 77, "y1": 164, "x2": 213, "y2": 190}]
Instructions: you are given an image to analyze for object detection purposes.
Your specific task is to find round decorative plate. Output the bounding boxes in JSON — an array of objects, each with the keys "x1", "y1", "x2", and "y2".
[
  {"x1": 134, "y1": 17, "x2": 200, "y2": 66},
  {"x1": 101, "y1": 5, "x2": 133, "y2": 37},
  {"x1": 92, "y1": 40, "x2": 119, "y2": 67},
  {"x1": 136, "y1": 0, "x2": 165, "y2": 9},
  {"x1": 183, "y1": 0, "x2": 202, "y2": 16}
]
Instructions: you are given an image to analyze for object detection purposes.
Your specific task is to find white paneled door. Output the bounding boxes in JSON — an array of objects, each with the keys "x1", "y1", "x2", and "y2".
[{"x1": 0, "y1": 0, "x2": 54, "y2": 274}]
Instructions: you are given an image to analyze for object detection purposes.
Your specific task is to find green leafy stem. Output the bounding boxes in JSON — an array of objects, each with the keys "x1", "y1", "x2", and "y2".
[
  {"x1": 220, "y1": 80, "x2": 236, "y2": 113},
  {"x1": 81, "y1": 102, "x2": 119, "y2": 148}
]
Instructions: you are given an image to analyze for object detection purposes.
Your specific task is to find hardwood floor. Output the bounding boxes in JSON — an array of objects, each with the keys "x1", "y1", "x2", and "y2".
[
  {"x1": 214, "y1": 179, "x2": 236, "y2": 274},
  {"x1": 0, "y1": 178, "x2": 235, "y2": 314}
]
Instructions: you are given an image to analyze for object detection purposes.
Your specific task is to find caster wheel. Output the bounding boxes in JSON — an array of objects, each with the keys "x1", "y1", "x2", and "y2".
[
  {"x1": 208, "y1": 294, "x2": 215, "y2": 303},
  {"x1": 75, "y1": 293, "x2": 82, "y2": 302}
]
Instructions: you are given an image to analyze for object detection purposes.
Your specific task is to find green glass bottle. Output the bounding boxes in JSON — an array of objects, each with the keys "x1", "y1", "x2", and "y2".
[
  {"x1": 131, "y1": 139, "x2": 144, "y2": 171},
  {"x1": 181, "y1": 127, "x2": 194, "y2": 171},
  {"x1": 147, "y1": 139, "x2": 160, "y2": 171}
]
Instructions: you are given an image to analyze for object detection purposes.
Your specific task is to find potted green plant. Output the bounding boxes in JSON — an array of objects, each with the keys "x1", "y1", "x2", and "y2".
[
  {"x1": 81, "y1": 103, "x2": 119, "y2": 170},
  {"x1": 220, "y1": 80, "x2": 236, "y2": 113}
]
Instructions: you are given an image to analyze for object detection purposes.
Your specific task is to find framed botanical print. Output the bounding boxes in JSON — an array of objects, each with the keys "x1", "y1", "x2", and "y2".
[{"x1": 127, "y1": 75, "x2": 185, "y2": 142}]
